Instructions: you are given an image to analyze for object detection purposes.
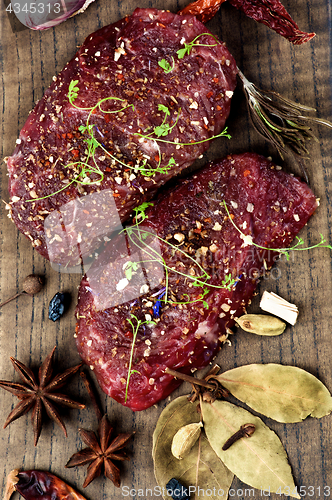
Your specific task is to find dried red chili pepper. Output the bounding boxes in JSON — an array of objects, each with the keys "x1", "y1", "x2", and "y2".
[
  {"x1": 4, "y1": 469, "x2": 87, "y2": 500},
  {"x1": 227, "y1": 0, "x2": 315, "y2": 44},
  {"x1": 179, "y1": 0, "x2": 226, "y2": 23},
  {"x1": 180, "y1": 0, "x2": 315, "y2": 44}
]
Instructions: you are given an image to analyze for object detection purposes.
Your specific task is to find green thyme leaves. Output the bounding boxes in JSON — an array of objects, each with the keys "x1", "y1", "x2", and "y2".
[
  {"x1": 158, "y1": 33, "x2": 220, "y2": 75},
  {"x1": 223, "y1": 200, "x2": 332, "y2": 259},
  {"x1": 136, "y1": 127, "x2": 231, "y2": 145},
  {"x1": 123, "y1": 201, "x2": 237, "y2": 311},
  {"x1": 27, "y1": 51, "x2": 234, "y2": 203},
  {"x1": 125, "y1": 314, "x2": 156, "y2": 402},
  {"x1": 68, "y1": 79, "x2": 79, "y2": 103},
  {"x1": 176, "y1": 33, "x2": 219, "y2": 59},
  {"x1": 153, "y1": 104, "x2": 180, "y2": 138},
  {"x1": 158, "y1": 57, "x2": 175, "y2": 73},
  {"x1": 67, "y1": 89, "x2": 167, "y2": 178},
  {"x1": 123, "y1": 261, "x2": 141, "y2": 281},
  {"x1": 133, "y1": 202, "x2": 154, "y2": 224},
  {"x1": 139, "y1": 104, "x2": 182, "y2": 139},
  {"x1": 177, "y1": 44, "x2": 192, "y2": 60}
]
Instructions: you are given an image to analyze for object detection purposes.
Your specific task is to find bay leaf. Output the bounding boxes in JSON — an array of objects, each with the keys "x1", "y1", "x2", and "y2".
[
  {"x1": 201, "y1": 400, "x2": 300, "y2": 499},
  {"x1": 153, "y1": 396, "x2": 200, "y2": 453},
  {"x1": 153, "y1": 396, "x2": 233, "y2": 500},
  {"x1": 216, "y1": 364, "x2": 332, "y2": 423}
]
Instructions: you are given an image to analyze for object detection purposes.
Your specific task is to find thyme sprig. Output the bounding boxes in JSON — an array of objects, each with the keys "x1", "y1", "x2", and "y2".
[
  {"x1": 27, "y1": 67, "x2": 231, "y2": 203},
  {"x1": 237, "y1": 68, "x2": 332, "y2": 163},
  {"x1": 26, "y1": 162, "x2": 104, "y2": 203},
  {"x1": 123, "y1": 202, "x2": 237, "y2": 308},
  {"x1": 223, "y1": 200, "x2": 332, "y2": 260},
  {"x1": 158, "y1": 57, "x2": 175, "y2": 74},
  {"x1": 125, "y1": 314, "x2": 156, "y2": 402},
  {"x1": 153, "y1": 104, "x2": 182, "y2": 138},
  {"x1": 158, "y1": 33, "x2": 219, "y2": 73},
  {"x1": 135, "y1": 127, "x2": 231, "y2": 145},
  {"x1": 121, "y1": 201, "x2": 239, "y2": 398},
  {"x1": 177, "y1": 32, "x2": 219, "y2": 59},
  {"x1": 68, "y1": 80, "x2": 134, "y2": 116},
  {"x1": 68, "y1": 82, "x2": 164, "y2": 177}
]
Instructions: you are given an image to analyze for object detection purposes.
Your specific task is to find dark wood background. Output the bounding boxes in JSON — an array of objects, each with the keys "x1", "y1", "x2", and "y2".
[{"x1": 1, "y1": 0, "x2": 332, "y2": 498}]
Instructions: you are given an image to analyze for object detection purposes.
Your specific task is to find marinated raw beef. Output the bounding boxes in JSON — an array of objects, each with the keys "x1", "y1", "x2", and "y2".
[
  {"x1": 6, "y1": 8, "x2": 237, "y2": 267},
  {"x1": 75, "y1": 153, "x2": 318, "y2": 411}
]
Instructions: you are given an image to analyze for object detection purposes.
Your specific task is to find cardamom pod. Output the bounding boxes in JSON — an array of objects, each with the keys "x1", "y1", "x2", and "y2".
[
  {"x1": 171, "y1": 422, "x2": 203, "y2": 460},
  {"x1": 235, "y1": 314, "x2": 286, "y2": 336}
]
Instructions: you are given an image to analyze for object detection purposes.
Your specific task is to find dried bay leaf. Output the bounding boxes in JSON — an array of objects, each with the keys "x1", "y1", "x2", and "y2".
[
  {"x1": 152, "y1": 396, "x2": 201, "y2": 453},
  {"x1": 153, "y1": 396, "x2": 233, "y2": 500},
  {"x1": 201, "y1": 400, "x2": 300, "y2": 498},
  {"x1": 216, "y1": 364, "x2": 332, "y2": 423}
]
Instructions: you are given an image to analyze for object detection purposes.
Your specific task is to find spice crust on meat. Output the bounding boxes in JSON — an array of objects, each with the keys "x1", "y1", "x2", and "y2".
[
  {"x1": 6, "y1": 8, "x2": 237, "y2": 267},
  {"x1": 75, "y1": 152, "x2": 318, "y2": 411}
]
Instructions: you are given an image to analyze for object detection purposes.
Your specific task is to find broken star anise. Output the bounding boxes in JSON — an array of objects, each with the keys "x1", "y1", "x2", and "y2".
[
  {"x1": 65, "y1": 414, "x2": 134, "y2": 488},
  {"x1": 0, "y1": 346, "x2": 85, "y2": 446}
]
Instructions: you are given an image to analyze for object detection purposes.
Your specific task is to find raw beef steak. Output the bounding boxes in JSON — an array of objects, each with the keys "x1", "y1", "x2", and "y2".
[
  {"x1": 6, "y1": 8, "x2": 237, "y2": 267},
  {"x1": 75, "y1": 153, "x2": 318, "y2": 411}
]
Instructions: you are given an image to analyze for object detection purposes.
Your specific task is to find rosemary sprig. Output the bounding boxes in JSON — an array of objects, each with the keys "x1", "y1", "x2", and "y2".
[
  {"x1": 223, "y1": 200, "x2": 332, "y2": 260},
  {"x1": 237, "y1": 68, "x2": 332, "y2": 164}
]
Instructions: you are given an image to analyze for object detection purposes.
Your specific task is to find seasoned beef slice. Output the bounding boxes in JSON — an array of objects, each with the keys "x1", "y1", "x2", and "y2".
[
  {"x1": 75, "y1": 153, "x2": 318, "y2": 411},
  {"x1": 6, "y1": 8, "x2": 237, "y2": 267}
]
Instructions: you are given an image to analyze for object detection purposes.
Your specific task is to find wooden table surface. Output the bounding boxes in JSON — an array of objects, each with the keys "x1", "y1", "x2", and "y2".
[{"x1": 1, "y1": 0, "x2": 332, "y2": 499}]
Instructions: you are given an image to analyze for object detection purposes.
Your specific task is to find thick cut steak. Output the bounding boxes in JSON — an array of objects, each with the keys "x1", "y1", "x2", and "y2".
[
  {"x1": 6, "y1": 8, "x2": 237, "y2": 267},
  {"x1": 76, "y1": 153, "x2": 318, "y2": 411}
]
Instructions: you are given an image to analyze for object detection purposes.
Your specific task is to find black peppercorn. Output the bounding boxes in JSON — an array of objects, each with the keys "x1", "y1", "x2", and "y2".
[{"x1": 49, "y1": 292, "x2": 66, "y2": 322}]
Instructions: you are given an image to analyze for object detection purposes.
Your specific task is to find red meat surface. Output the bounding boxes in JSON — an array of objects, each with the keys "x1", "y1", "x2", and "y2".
[
  {"x1": 75, "y1": 153, "x2": 318, "y2": 411},
  {"x1": 6, "y1": 8, "x2": 237, "y2": 267}
]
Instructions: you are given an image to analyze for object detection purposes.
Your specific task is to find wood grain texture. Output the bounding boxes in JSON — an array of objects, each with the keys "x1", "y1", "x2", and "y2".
[{"x1": 0, "y1": 0, "x2": 332, "y2": 499}]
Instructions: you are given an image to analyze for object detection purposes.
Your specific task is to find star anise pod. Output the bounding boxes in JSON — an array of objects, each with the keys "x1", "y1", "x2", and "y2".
[
  {"x1": 65, "y1": 414, "x2": 133, "y2": 488},
  {"x1": 0, "y1": 346, "x2": 85, "y2": 446}
]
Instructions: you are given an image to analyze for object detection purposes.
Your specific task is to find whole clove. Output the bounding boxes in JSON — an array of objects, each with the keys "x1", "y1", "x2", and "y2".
[{"x1": 222, "y1": 423, "x2": 256, "y2": 451}]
